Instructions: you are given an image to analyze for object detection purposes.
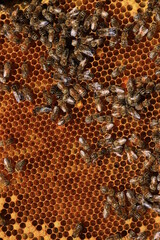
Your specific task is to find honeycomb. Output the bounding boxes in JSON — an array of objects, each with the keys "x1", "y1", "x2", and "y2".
[{"x1": 0, "y1": 0, "x2": 159, "y2": 239}]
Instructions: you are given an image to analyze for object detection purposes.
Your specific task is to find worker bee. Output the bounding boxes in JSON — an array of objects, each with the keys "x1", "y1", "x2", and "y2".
[
  {"x1": 80, "y1": 150, "x2": 91, "y2": 164},
  {"x1": 94, "y1": 94, "x2": 103, "y2": 112},
  {"x1": 116, "y1": 191, "x2": 126, "y2": 207},
  {"x1": 100, "y1": 186, "x2": 115, "y2": 196},
  {"x1": 39, "y1": 56, "x2": 48, "y2": 71},
  {"x1": 57, "y1": 82, "x2": 68, "y2": 95},
  {"x1": 60, "y1": 49, "x2": 69, "y2": 67},
  {"x1": 137, "y1": 231, "x2": 148, "y2": 240},
  {"x1": 57, "y1": 99, "x2": 69, "y2": 113},
  {"x1": 3, "y1": 62, "x2": 11, "y2": 79},
  {"x1": 150, "y1": 195, "x2": 160, "y2": 203},
  {"x1": 111, "y1": 65, "x2": 126, "y2": 78},
  {"x1": 42, "y1": 9, "x2": 53, "y2": 22},
  {"x1": 72, "y1": 222, "x2": 83, "y2": 238},
  {"x1": 98, "y1": 134, "x2": 112, "y2": 147},
  {"x1": 88, "y1": 82, "x2": 102, "y2": 91},
  {"x1": 96, "y1": 88, "x2": 110, "y2": 97},
  {"x1": 12, "y1": 84, "x2": 24, "y2": 103},
  {"x1": 135, "y1": 25, "x2": 148, "y2": 42},
  {"x1": 127, "y1": 107, "x2": 141, "y2": 120},
  {"x1": 43, "y1": 90, "x2": 53, "y2": 106},
  {"x1": 21, "y1": 37, "x2": 31, "y2": 52},
  {"x1": 109, "y1": 36, "x2": 118, "y2": 48},
  {"x1": 73, "y1": 84, "x2": 87, "y2": 98},
  {"x1": 79, "y1": 137, "x2": 90, "y2": 151},
  {"x1": 0, "y1": 82, "x2": 10, "y2": 92},
  {"x1": 103, "y1": 202, "x2": 111, "y2": 219},
  {"x1": 129, "y1": 133, "x2": 144, "y2": 148},
  {"x1": 155, "y1": 57, "x2": 160, "y2": 65},
  {"x1": 15, "y1": 160, "x2": 27, "y2": 172},
  {"x1": 149, "y1": 49, "x2": 158, "y2": 59},
  {"x1": 33, "y1": 105, "x2": 52, "y2": 115},
  {"x1": 128, "y1": 230, "x2": 136, "y2": 239},
  {"x1": 91, "y1": 14, "x2": 99, "y2": 31},
  {"x1": 50, "y1": 106, "x2": 59, "y2": 122},
  {"x1": 83, "y1": 15, "x2": 92, "y2": 30},
  {"x1": 97, "y1": 28, "x2": 118, "y2": 37},
  {"x1": 0, "y1": 73, "x2": 6, "y2": 84},
  {"x1": 21, "y1": 62, "x2": 29, "y2": 79},
  {"x1": 113, "y1": 138, "x2": 127, "y2": 147},
  {"x1": 121, "y1": 30, "x2": 128, "y2": 48},
  {"x1": 105, "y1": 233, "x2": 121, "y2": 240},
  {"x1": 150, "y1": 176, "x2": 157, "y2": 192},
  {"x1": 155, "y1": 69, "x2": 160, "y2": 76},
  {"x1": 126, "y1": 190, "x2": 137, "y2": 206},
  {"x1": 4, "y1": 158, "x2": 13, "y2": 173},
  {"x1": 93, "y1": 114, "x2": 106, "y2": 123},
  {"x1": 141, "y1": 186, "x2": 153, "y2": 199},
  {"x1": 111, "y1": 17, "x2": 120, "y2": 29},
  {"x1": 58, "y1": 114, "x2": 71, "y2": 126},
  {"x1": 69, "y1": 88, "x2": 81, "y2": 102},
  {"x1": 90, "y1": 38, "x2": 104, "y2": 48},
  {"x1": 106, "y1": 195, "x2": 119, "y2": 210},
  {"x1": 101, "y1": 122, "x2": 114, "y2": 133},
  {"x1": 0, "y1": 173, "x2": 10, "y2": 187},
  {"x1": 79, "y1": 44, "x2": 94, "y2": 58},
  {"x1": 85, "y1": 115, "x2": 93, "y2": 124},
  {"x1": 21, "y1": 85, "x2": 33, "y2": 102},
  {"x1": 153, "y1": 231, "x2": 160, "y2": 240},
  {"x1": 63, "y1": 95, "x2": 76, "y2": 106},
  {"x1": 147, "y1": 22, "x2": 157, "y2": 40}
]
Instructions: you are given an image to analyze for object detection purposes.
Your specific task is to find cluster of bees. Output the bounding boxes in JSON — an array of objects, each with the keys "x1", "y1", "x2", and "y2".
[{"x1": 0, "y1": 0, "x2": 159, "y2": 238}]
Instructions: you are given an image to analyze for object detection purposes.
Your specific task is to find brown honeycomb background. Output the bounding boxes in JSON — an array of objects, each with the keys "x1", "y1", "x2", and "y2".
[{"x1": 0, "y1": 0, "x2": 160, "y2": 239}]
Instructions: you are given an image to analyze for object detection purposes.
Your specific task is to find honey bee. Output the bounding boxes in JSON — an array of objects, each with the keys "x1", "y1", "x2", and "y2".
[
  {"x1": 98, "y1": 135, "x2": 112, "y2": 147},
  {"x1": 94, "y1": 94, "x2": 103, "y2": 112},
  {"x1": 50, "y1": 106, "x2": 59, "y2": 122},
  {"x1": 157, "y1": 174, "x2": 160, "y2": 182},
  {"x1": 42, "y1": 9, "x2": 53, "y2": 22},
  {"x1": 88, "y1": 82, "x2": 102, "y2": 91},
  {"x1": 127, "y1": 107, "x2": 141, "y2": 120},
  {"x1": 85, "y1": 115, "x2": 93, "y2": 124},
  {"x1": 57, "y1": 82, "x2": 68, "y2": 95},
  {"x1": 80, "y1": 150, "x2": 91, "y2": 164},
  {"x1": 12, "y1": 84, "x2": 24, "y2": 103},
  {"x1": 116, "y1": 191, "x2": 126, "y2": 207},
  {"x1": 84, "y1": 15, "x2": 92, "y2": 30},
  {"x1": 103, "y1": 202, "x2": 111, "y2": 219},
  {"x1": 15, "y1": 160, "x2": 27, "y2": 172},
  {"x1": 0, "y1": 173, "x2": 10, "y2": 187},
  {"x1": 90, "y1": 38, "x2": 104, "y2": 48},
  {"x1": 0, "y1": 214, "x2": 6, "y2": 226},
  {"x1": 33, "y1": 105, "x2": 52, "y2": 115},
  {"x1": 155, "y1": 69, "x2": 160, "y2": 76},
  {"x1": 150, "y1": 195, "x2": 160, "y2": 203},
  {"x1": 60, "y1": 49, "x2": 69, "y2": 67},
  {"x1": 121, "y1": 30, "x2": 128, "y2": 48},
  {"x1": 79, "y1": 44, "x2": 94, "y2": 58},
  {"x1": 21, "y1": 85, "x2": 33, "y2": 102},
  {"x1": 0, "y1": 73, "x2": 6, "y2": 84},
  {"x1": 137, "y1": 231, "x2": 148, "y2": 240},
  {"x1": 69, "y1": 88, "x2": 81, "y2": 102},
  {"x1": 57, "y1": 99, "x2": 69, "y2": 113},
  {"x1": 111, "y1": 17, "x2": 120, "y2": 29},
  {"x1": 21, "y1": 62, "x2": 29, "y2": 79},
  {"x1": 101, "y1": 122, "x2": 114, "y2": 133},
  {"x1": 153, "y1": 231, "x2": 160, "y2": 240},
  {"x1": 155, "y1": 57, "x2": 160, "y2": 65},
  {"x1": 157, "y1": 183, "x2": 160, "y2": 191},
  {"x1": 79, "y1": 137, "x2": 90, "y2": 151},
  {"x1": 21, "y1": 37, "x2": 31, "y2": 52},
  {"x1": 109, "y1": 36, "x2": 118, "y2": 48},
  {"x1": 128, "y1": 230, "x2": 136, "y2": 239},
  {"x1": 106, "y1": 195, "x2": 119, "y2": 210},
  {"x1": 96, "y1": 88, "x2": 110, "y2": 97},
  {"x1": 129, "y1": 133, "x2": 144, "y2": 148},
  {"x1": 141, "y1": 186, "x2": 153, "y2": 199},
  {"x1": 100, "y1": 186, "x2": 115, "y2": 196},
  {"x1": 43, "y1": 90, "x2": 53, "y2": 106},
  {"x1": 72, "y1": 222, "x2": 83, "y2": 238},
  {"x1": 91, "y1": 14, "x2": 99, "y2": 31},
  {"x1": 0, "y1": 82, "x2": 10, "y2": 92},
  {"x1": 113, "y1": 138, "x2": 127, "y2": 147},
  {"x1": 147, "y1": 22, "x2": 157, "y2": 40},
  {"x1": 111, "y1": 65, "x2": 126, "y2": 78},
  {"x1": 126, "y1": 190, "x2": 137, "y2": 206},
  {"x1": 58, "y1": 114, "x2": 71, "y2": 126},
  {"x1": 150, "y1": 176, "x2": 157, "y2": 192},
  {"x1": 4, "y1": 158, "x2": 13, "y2": 174},
  {"x1": 135, "y1": 25, "x2": 148, "y2": 42},
  {"x1": 73, "y1": 84, "x2": 87, "y2": 98},
  {"x1": 3, "y1": 62, "x2": 11, "y2": 79},
  {"x1": 97, "y1": 28, "x2": 118, "y2": 37},
  {"x1": 39, "y1": 56, "x2": 48, "y2": 71},
  {"x1": 105, "y1": 233, "x2": 121, "y2": 240},
  {"x1": 93, "y1": 114, "x2": 107, "y2": 123}
]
